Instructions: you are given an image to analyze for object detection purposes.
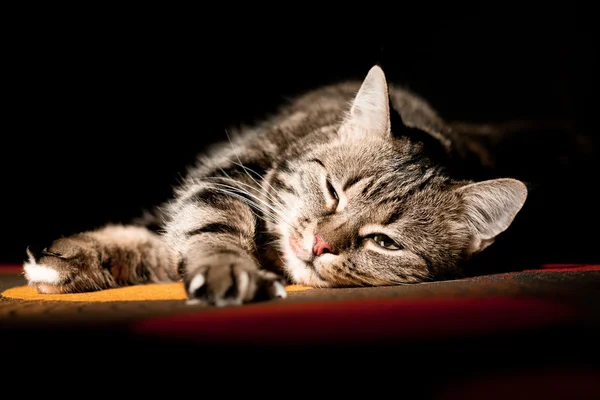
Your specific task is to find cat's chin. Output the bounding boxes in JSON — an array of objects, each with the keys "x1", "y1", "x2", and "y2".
[{"x1": 283, "y1": 251, "x2": 332, "y2": 287}]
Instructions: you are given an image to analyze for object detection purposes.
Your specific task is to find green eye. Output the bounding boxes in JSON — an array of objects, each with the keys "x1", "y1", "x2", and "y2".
[{"x1": 368, "y1": 234, "x2": 402, "y2": 250}]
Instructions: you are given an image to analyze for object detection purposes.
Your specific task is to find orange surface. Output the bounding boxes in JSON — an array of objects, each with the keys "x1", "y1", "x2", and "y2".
[{"x1": 1, "y1": 283, "x2": 312, "y2": 302}]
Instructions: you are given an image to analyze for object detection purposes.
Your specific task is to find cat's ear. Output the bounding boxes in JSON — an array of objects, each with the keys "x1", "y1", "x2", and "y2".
[
  {"x1": 340, "y1": 65, "x2": 391, "y2": 138},
  {"x1": 457, "y1": 178, "x2": 528, "y2": 254}
]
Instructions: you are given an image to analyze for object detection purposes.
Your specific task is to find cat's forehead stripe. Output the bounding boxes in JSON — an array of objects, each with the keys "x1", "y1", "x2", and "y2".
[
  {"x1": 277, "y1": 159, "x2": 293, "y2": 174},
  {"x1": 307, "y1": 158, "x2": 326, "y2": 169},
  {"x1": 342, "y1": 174, "x2": 366, "y2": 191},
  {"x1": 361, "y1": 175, "x2": 403, "y2": 203},
  {"x1": 383, "y1": 206, "x2": 404, "y2": 226}
]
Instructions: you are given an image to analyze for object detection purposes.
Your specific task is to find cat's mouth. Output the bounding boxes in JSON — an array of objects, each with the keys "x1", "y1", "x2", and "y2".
[
  {"x1": 288, "y1": 235, "x2": 313, "y2": 262},
  {"x1": 286, "y1": 234, "x2": 331, "y2": 285}
]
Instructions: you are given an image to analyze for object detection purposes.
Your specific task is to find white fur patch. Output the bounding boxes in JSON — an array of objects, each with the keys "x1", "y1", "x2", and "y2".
[
  {"x1": 302, "y1": 232, "x2": 316, "y2": 255},
  {"x1": 23, "y1": 263, "x2": 61, "y2": 284},
  {"x1": 22, "y1": 248, "x2": 62, "y2": 284},
  {"x1": 285, "y1": 255, "x2": 330, "y2": 287}
]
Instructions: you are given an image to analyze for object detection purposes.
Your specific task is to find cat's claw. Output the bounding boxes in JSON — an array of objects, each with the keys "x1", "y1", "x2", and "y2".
[
  {"x1": 268, "y1": 280, "x2": 287, "y2": 299},
  {"x1": 184, "y1": 256, "x2": 287, "y2": 306},
  {"x1": 187, "y1": 274, "x2": 206, "y2": 296}
]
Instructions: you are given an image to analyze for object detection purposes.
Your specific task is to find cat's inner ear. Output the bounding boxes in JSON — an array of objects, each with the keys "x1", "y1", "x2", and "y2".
[
  {"x1": 457, "y1": 178, "x2": 528, "y2": 254},
  {"x1": 340, "y1": 65, "x2": 391, "y2": 138}
]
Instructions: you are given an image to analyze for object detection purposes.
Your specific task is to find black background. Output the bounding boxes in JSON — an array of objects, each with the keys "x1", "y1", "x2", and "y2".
[{"x1": 2, "y1": 3, "x2": 597, "y2": 264}]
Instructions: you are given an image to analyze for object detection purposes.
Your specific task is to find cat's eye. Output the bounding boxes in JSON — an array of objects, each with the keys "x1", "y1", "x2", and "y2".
[
  {"x1": 326, "y1": 180, "x2": 339, "y2": 201},
  {"x1": 367, "y1": 234, "x2": 402, "y2": 250},
  {"x1": 40, "y1": 248, "x2": 67, "y2": 259}
]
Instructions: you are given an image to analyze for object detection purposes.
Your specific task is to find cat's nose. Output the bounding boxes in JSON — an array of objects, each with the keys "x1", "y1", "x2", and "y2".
[{"x1": 313, "y1": 233, "x2": 333, "y2": 256}]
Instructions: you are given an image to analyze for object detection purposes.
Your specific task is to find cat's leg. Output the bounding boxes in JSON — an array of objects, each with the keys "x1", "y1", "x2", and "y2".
[
  {"x1": 164, "y1": 183, "x2": 287, "y2": 306},
  {"x1": 23, "y1": 222, "x2": 179, "y2": 294}
]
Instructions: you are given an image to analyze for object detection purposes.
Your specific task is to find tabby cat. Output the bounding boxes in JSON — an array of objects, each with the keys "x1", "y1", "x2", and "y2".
[{"x1": 23, "y1": 65, "x2": 530, "y2": 306}]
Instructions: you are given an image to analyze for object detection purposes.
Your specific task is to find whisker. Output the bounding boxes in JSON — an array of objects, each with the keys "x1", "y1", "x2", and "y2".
[
  {"x1": 206, "y1": 182, "x2": 286, "y2": 224},
  {"x1": 209, "y1": 179, "x2": 295, "y2": 230},
  {"x1": 221, "y1": 129, "x2": 290, "y2": 211},
  {"x1": 207, "y1": 175, "x2": 286, "y2": 213},
  {"x1": 217, "y1": 157, "x2": 288, "y2": 213},
  {"x1": 197, "y1": 134, "x2": 300, "y2": 231},
  {"x1": 231, "y1": 161, "x2": 288, "y2": 209},
  {"x1": 224, "y1": 130, "x2": 277, "y2": 196},
  {"x1": 207, "y1": 187, "x2": 281, "y2": 226},
  {"x1": 202, "y1": 181, "x2": 277, "y2": 218},
  {"x1": 206, "y1": 184, "x2": 288, "y2": 228},
  {"x1": 207, "y1": 158, "x2": 293, "y2": 227}
]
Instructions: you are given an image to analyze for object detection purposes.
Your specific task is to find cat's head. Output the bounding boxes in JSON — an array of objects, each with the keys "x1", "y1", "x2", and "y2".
[{"x1": 270, "y1": 66, "x2": 527, "y2": 287}]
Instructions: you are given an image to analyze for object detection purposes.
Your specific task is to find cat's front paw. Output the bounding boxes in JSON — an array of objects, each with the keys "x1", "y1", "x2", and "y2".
[
  {"x1": 23, "y1": 236, "x2": 111, "y2": 294},
  {"x1": 184, "y1": 254, "x2": 287, "y2": 306}
]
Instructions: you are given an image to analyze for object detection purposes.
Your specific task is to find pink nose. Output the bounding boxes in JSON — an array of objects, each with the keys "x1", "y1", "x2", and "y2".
[{"x1": 313, "y1": 233, "x2": 333, "y2": 256}]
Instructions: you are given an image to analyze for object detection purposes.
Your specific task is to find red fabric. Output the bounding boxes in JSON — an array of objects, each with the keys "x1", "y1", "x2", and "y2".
[
  {"x1": 532, "y1": 264, "x2": 600, "y2": 272},
  {"x1": 131, "y1": 297, "x2": 579, "y2": 344},
  {"x1": 0, "y1": 265, "x2": 22, "y2": 273}
]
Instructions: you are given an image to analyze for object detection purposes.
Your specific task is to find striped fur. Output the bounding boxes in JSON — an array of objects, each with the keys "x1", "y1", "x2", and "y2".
[{"x1": 23, "y1": 66, "x2": 527, "y2": 305}]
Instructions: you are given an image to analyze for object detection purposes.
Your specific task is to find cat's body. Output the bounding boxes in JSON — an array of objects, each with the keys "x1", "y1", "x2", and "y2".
[{"x1": 22, "y1": 66, "x2": 595, "y2": 305}]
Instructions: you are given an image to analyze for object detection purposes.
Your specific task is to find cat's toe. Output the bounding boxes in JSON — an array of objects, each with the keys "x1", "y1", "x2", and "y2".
[
  {"x1": 185, "y1": 263, "x2": 249, "y2": 306},
  {"x1": 184, "y1": 257, "x2": 287, "y2": 306},
  {"x1": 266, "y1": 279, "x2": 287, "y2": 299},
  {"x1": 23, "y1": 236, "x2": 108, "y2": 294},
  {"x1": 23, "y1": 248, "x2": 68, "y2": 293},
  {"x1": 185, "y1": 273, "x2": 210, "y2": 305},
  {"x1": 257, "y1": 270, "x2": 287, "y2": 300}
]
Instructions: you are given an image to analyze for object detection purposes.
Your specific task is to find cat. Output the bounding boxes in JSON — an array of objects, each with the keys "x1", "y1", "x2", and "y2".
[{"x1": 24, "y1": 64, "x2": 570, "y2": 306}]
